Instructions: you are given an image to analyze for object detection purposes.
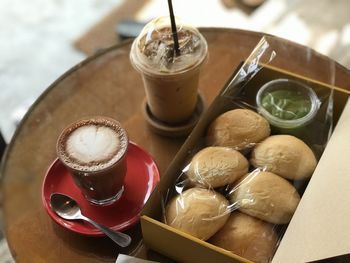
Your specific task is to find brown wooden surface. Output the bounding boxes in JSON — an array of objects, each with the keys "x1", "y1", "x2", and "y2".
[{"x1": 1, "y1": 28, "x2": 350, "y2": 263}]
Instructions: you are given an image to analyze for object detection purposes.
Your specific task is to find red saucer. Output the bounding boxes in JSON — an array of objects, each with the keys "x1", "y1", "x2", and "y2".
[{"x1": 42, "y1": 142, "x2": 160, "y2": 236}]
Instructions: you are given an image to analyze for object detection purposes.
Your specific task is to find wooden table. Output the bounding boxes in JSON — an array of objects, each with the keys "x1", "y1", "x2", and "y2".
[{"x1": 2, "y1": 28, "x2": 350, "y2": 263}]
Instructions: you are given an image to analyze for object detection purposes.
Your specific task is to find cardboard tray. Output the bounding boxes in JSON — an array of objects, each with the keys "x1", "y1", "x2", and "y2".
[{"x1": 140, "y1": 64, "x2": 350, "y2": 263}]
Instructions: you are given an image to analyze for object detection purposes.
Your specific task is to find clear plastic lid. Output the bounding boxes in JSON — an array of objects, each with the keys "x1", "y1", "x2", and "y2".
[
  {"x1": 130, "y1": 16, "x2": 208, "y2": 75},
  {"x1": 256, "y1": 78, "x2": 321, "y2": 129}
]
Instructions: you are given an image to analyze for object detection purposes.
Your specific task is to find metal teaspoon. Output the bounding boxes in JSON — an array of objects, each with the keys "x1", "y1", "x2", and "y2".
[{"x1": 50, "y1": 193, "x2": 131, "y2": 247}]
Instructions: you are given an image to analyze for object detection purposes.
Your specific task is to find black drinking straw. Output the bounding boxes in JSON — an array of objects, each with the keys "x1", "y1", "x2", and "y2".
[{"x1": 167, "y1": 0, "x2": 180, "y2": 56}]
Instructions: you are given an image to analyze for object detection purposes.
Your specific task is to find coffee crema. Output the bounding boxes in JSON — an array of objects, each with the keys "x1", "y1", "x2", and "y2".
[{"x1": 57, "y1": 117, "x2": 128, "y2": 172}]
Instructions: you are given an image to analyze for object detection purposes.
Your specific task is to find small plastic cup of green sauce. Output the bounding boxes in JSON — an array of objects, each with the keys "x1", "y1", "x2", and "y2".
[{"x1": 256, "y1": 78, "x2": 320, "y2": 129}]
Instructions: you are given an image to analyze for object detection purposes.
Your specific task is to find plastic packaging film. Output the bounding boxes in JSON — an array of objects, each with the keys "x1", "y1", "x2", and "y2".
[{"x1": 160, "y1": 36, "x2": 335, "y2": 263}]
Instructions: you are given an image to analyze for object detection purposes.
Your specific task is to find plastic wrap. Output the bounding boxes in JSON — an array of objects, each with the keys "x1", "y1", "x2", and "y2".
[{"x1": 161, "y1": 36, "x2": 335, "y2": 263}]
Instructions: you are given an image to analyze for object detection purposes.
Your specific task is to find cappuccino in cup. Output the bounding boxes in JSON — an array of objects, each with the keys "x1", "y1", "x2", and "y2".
[{"x1": 56, "y1": 117, "x2": 128, "y2": 205}]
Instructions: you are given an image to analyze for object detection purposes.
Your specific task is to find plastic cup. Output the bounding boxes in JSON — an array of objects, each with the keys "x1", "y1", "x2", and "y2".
[
  {"x1": 256, "y1": 78, "x2": 320, "y2": 129},
  {"x1": 130, "y1": 16, "x2": 208, "y2": 124}
]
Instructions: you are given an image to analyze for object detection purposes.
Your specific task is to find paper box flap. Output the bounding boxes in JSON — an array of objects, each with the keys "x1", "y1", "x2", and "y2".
[{"x1": 272, "y1": 98, "x2": 350, "y2": 263}]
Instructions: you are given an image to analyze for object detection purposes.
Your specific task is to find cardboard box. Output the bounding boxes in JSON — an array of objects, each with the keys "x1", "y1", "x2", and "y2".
[
  {"x1": 272, "y1": 96, "x2": 350, "y2": 263},
  {"x1": 141, "y1": 64, "x2": 350, "y2": 263}
]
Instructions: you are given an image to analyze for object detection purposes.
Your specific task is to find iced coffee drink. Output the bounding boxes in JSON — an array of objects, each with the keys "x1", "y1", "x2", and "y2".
[
  {"x1": 130, "y1": 17, "x2": 208, "y2": 124},
  {"x1": 56, "y1": 117, "x2": 129, "y2": 205}
]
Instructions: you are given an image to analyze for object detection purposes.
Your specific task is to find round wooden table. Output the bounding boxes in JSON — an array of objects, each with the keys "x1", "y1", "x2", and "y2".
[{"x1": 2, "y1": 28, "x2": 350, "y2": 263}]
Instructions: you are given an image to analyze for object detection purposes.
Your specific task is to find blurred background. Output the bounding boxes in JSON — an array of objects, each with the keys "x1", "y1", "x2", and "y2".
[{"x1": 1, "y1": 0, "x2": 350, "y2": 261}]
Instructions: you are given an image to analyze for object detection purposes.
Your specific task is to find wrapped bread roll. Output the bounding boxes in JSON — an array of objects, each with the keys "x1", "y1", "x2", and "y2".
[
  {"x1": 165, "y1": 188, "x2": 230, "y2": 240},
  {"x1": 187, "y1": 146, "x2": 249, "y2": 188},
  {"x1": 210, "y1": 211, "x2": 278, "y2": 263},
  {"x1": 229, "y1": 171, "x2": 300, "y2": 224},
  {"x1": 251, "y1": 135, "x2": 317, "y2": 180},
  {"x1": 206, "y1": 109, "x2": 270, "y2": 150}
]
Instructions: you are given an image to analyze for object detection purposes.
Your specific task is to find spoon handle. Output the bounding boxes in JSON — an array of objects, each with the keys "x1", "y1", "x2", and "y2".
[{"x1": 82, "y1": 216, "x2": 132, "y2": 247}]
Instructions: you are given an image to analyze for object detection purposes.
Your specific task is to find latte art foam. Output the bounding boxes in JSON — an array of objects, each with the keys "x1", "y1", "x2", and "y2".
[
  {"x1": 57, "y1": 117, "x2": 128, "y2": 172},
  {"x1": 66, "y1": 125, "x2": 120, "y2": 164}
]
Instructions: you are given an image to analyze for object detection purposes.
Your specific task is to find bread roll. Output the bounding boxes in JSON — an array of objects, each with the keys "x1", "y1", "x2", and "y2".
[
  {"x1": 206, "y1": 109, "x2": 270, "y2": 150},
  {"x1": 165, "y1": 188, "x2": 230, "y2": 240},
  {"x1": 251, "y1": 135, "x2": 317, "y2": 180},
  {"x1": 229, "y1": 171, "x2": 300, "y2": 224},
  {"x1": 187, "y1": 146, "x2": 249, "y2": 188},
  {"x1": 210, "y1": 211, "x2": 278, "y2": 263}
]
